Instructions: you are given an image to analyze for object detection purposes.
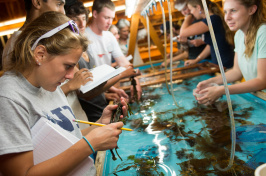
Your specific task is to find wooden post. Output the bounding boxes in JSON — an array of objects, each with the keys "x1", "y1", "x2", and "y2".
[
  {"x1": 139, "y1": 15, "x2": 165, "y2": 59},
  {"x1": 128, "y1": 13, "x2": 140, "y2": 62}
]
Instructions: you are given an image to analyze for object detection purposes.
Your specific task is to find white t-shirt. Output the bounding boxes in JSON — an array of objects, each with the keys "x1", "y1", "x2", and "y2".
[
  {"x1": 85, "y1": 27, "x2": 124, "y2": 67},
  {"x1": 119, "y1": 37, "x2": 144, "y2": 66}
]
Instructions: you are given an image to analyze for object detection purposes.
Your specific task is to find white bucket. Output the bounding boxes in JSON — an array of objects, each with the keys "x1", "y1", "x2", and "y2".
[{"x1": 255, "y1": 163, "x2": 266, "y2": 176}]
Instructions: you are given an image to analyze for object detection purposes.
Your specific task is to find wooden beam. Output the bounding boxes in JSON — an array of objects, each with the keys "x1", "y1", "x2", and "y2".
[
  {"x1": 139, "y1": 15, "x2": 165, "y2": 59},
  {"x1": 127, "y1": 13, "x2": 140, "y2": 61},
  {"x1": 95, "y1": 151, "x2": 106, "y2": 176},
  {"x1": 0, "y1": 36, "x2": 5, "y2": 48},
  {"x1": 119, "y1": 62, "x2": 220, "y2": 90}
]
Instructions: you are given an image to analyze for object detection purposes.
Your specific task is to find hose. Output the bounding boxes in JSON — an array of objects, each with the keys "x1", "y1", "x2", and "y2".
[
  {"x1": 201, "y1": 0, "x2": 236, "y2": 171},
  {"x1": 167, "y1": 0, "x2": 180, "y2": 108},
  {"x1": 159, "y1": 0, "x2": 171, "y2": 95},
  {"x1": 145, "y1": 15, "x2": 155, "y2": 73}
]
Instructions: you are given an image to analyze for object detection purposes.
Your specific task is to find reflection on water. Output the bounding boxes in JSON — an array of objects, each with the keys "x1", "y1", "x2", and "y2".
[{"x1": 103, "y1": 73, "x2": 266, "y2": 176}]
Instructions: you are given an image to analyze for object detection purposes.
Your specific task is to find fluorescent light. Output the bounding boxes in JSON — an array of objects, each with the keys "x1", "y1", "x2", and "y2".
[
  {"x1": 0, "y1": 0, "x2": 125, "y2": 37},
  {"x1": 125, "y1": 0, "x2": 138, "y2": 18},
  {"x1": 0, "y1": 28, "x2": 19, "y2": 36},
  {"x1": 115, "y1": 5, "x2": 126, "y2": 12},
  {"x1": 84, "y1": 1, "x2": 93, "y2": 7},
  {"x1": 0, "y1": 17, "x2": 26, "y2": 27}
]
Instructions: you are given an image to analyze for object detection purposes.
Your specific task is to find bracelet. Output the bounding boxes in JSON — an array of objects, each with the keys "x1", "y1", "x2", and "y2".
[{"x1": 82, "y1": 136, "x2": 95, "y2": 153}]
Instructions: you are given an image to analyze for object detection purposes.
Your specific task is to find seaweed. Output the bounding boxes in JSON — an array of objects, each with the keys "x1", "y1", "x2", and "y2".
[
  {"x1": 130, "y1": 77, "x2": 139, "y2": 104},
  {"x1": 110, "y1": 101, "x2": 133, "y2": 161},
  {"x1": 175, "y1": 148, "x2": 194, "y2": 160},
  {"x1": 132, "y1": 99, "x2": 255, "y2": 175},
  {"x1": 128, "y1": 118, "x2": 149, "y2": 132},
  {"x1": 109, "y1": 78, "x2": 256, "y2": 175},
  {"x1": 110, "y1": 155, "x2": 165, "y2": 176}
]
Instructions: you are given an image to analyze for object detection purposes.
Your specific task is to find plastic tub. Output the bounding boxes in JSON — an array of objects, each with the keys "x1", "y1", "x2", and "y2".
[{"x1": 255, "y1": 163, "x2": 266, "y2": 176}]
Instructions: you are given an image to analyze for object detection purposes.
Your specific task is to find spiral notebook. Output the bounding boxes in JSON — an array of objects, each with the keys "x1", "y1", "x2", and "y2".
[{"x1": 31, "y1": 117, "x2": 94, "y2": 176}]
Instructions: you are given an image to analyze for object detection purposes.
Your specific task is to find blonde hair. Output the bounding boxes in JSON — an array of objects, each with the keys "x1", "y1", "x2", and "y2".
[
  {"x1": 5, "y1": 11, "x2": 89, "y2": 73},
  {"x1": 188, "y1": 0, "x2": 234, "y2": 46},
  {"x1": 233, "y1": 0, "x2": 266, "y2": 58},
  {"x1": 109, "y1": 24, "x2": 119, "y2": 32}
]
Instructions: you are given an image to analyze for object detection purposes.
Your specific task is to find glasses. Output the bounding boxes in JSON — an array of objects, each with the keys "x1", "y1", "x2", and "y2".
[{"x1": 31, "y1": 20, "x2": 79, "y2": 50}]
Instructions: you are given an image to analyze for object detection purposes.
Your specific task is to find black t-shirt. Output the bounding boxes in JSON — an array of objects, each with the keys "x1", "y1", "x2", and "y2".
[{"x1": 202, "y1": 15, "x2": 234, "y2": 68}]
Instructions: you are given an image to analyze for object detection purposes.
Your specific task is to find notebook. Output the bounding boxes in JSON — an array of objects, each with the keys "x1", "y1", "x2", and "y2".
[
  {"x1": 31, "y1": 117, "x2": 94, "y2": 176},
  {"x1": 79, "y1": 64, "x2": 126, "y2": 94}
]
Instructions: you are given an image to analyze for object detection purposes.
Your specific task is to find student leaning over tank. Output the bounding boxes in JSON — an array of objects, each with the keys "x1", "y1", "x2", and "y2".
[
  {"x1": 180, "y1": 0, "x2": 235, "y2": 69},
  {"x1": 194, "y1": 0, "x2": 266, "y2": 105},
  {"x1": 0, "y1": 11, "x2": 128, "y2": 175}
]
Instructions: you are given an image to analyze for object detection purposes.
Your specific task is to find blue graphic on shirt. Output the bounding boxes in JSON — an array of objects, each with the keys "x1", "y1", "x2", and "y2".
[
  {"x1": 62, "y1": 106, "x2": 79, "y2": 128},
  {"x1": 62, "y1": 106, "x2": 75, "y2": 117},
  {"x1": 43, "y1": 106, "x2": 75, "y2": 132}
]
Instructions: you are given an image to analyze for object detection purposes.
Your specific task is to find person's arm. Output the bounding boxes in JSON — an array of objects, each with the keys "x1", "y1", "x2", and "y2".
[
  {"x1": 218, "y1": 57, "x2": 266, "y2": 94},
  {"x1": 108, "y1": 86, "x2": 129, "y2": 99},
  {"x1": 188, "y1": 38, "x2": 205, "y2": 47},
  {"x1": 184, "y1": 45, "x2": 211, "y2": 66},
  {"x1": 0, "y1": 99, "x2": 128, "y2": 176},
  {"x1": 161, "y1": 51, "x2": 188, "y2": 67},
  {"x1": 196, "y1": 53, "x2": 266, "y2": 104},
  {"x1": 114, "y1": 55, "x2": 143, "y2": 101},
  {"x1": 114, "y1": 55, "x2": 131, "y2": 67},
  {"x1": 111, "y1": 62, "x2": 118, "y2": 68},
  {"x1": 0, "y1": 142, "x2": 94, "y2": 176},
  {"x1": 180, "y1": 15, "x2": 209, "y2": 38},
  {"x1": 197, "y1": 53, "x2": 242, "y2": 87},
  {"x1": 0, "y1": 124, "x2": 121, "y2": 176},
  {"x1": 130, "y1": 77, "x2": 142, "y2": 101},
  {"x1": 104, "y1": 92, "x2": 120, "y2": 101}
]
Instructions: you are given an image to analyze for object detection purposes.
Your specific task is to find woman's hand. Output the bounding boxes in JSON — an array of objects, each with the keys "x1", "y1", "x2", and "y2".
[
  {"x1": 67, "y1": 68, "x2": 93, "y2": 91},
  {"x1": 188, "y1": 39, "x2": 205, "y2": 47},
  {"x1": 196, "y1": 86, "x2": 223, "y2": 105},
  {"x1": 161, "y1": 59, "x2": 170, "y2": 67},
  {"x1": 178, "y1": 36, "x2": 188, "y2": 44},
  {"x1": 99, "y1": 97, "x2": 128, "y2": 124},
  {"x1": 130, "y1": 78, "x2": 142, "y2": 102},
  {"x1": 109, "y1": 87, "x2": 129, "y2": 99},
  {"x1": 85, "y1": 122, "x2": 124, "y2": 151},
  {"x1": 184, "y1": 59, "x2": 198, "y2": 66},
  {"x1": 104, "y1": 92, "x2": 120, "y2": 101},
  {"x1": 120, "y1": 67, "x2": 141, "y2": 79},
  {"x1": 196, "y1": 80, "x2": 211, "y2": 92}
]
